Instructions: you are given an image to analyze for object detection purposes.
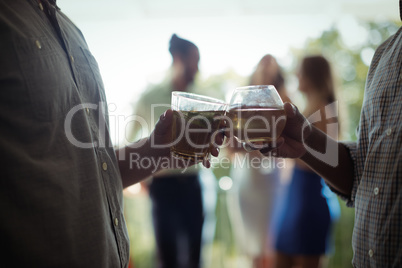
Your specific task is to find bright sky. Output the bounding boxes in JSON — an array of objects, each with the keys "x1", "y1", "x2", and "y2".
[{"x1": 59, "y1": 0, "x2": 398, "y2": 144}]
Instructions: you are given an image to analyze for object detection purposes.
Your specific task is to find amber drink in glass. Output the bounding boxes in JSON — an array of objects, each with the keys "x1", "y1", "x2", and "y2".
[
  {"x1": 228, "y1": 85, "x2": 286, "y2": 144},
  {"x1": 171, "y1": 92, "x2": 226, "y2": 162}
]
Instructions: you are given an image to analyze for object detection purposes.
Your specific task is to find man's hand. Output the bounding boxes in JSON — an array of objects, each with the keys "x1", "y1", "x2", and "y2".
[
  {"x1": 118, "y1": 109, "x2": 225, "y2": 188},
  {"x1": 238, "y1": 103, "x2": 354, "y2": 196},
  {"x1": 149, "y1": 109, "x2": 224, "y2": 168},
  {"x1": 242, "y1": 102, "x2": 312, "y2": 158}
]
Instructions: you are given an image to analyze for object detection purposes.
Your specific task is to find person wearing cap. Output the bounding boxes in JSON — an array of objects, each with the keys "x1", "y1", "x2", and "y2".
[{"x1": 129, "y1": 34, "x2": 206, "y2": 268}]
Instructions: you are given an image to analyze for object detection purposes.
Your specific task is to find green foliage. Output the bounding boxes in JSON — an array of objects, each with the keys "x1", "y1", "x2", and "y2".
[
  {"x1": 328, "y1": 200, "x2": 355, "y2": 268},
  {"x1": 290, "y1": 20, "x2": 401, "y2": 140}
]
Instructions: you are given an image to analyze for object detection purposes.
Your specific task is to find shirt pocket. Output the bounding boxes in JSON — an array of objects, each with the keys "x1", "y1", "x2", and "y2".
[
  {"x1": 77, "y1": 47, "x2": 109, "y2": 119},
  {"x1": 14, "y1": 35, "x2": 78, "y2": 122},
  {"x1": 77, "y1": 47, "x2": 107, "y2": 102}
]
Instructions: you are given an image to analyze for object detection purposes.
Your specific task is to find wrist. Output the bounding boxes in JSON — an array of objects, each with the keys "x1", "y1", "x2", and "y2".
[
  {"x1": 299, "y1": 149, "x2": 311, "y2": 162},
  {"x1": 146, "y1": 135, "x2": 171, "y2": 159}
]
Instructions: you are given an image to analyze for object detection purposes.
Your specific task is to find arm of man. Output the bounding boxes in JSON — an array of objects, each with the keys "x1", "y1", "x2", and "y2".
[
  {"x1": 260, "y1": 103, "x2": 355, "y2": 196},
  {"x1": 299, "y1": 127, "x2": 354, "y2": 196},
  {"x1": 116, "y1": 109, "x2": 222, "y2": 188}
]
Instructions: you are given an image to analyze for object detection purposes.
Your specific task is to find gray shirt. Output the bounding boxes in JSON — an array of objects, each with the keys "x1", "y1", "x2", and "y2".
[{"x1": 0, "y1": 0, "x2": 129, "y2": 267}]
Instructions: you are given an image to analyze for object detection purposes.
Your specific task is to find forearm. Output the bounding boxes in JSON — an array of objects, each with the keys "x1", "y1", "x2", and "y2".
[
  {"x1": 116, "y1": 138, "x2": 170, "y2": 188},
  {"x1": 300, "y1": 126, "x2": 354, "y2": 196}
]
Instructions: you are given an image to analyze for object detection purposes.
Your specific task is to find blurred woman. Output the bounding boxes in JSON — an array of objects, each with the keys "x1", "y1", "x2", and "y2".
[
  {"x1": 273, "y1": 55, "x2": 340, "y2": 268},
  {"x1": 227, "y1": 54, "x2": 289, "y2": 268},
  {"x1": 249, "y1": 55, "x2": 290, "y2": 103}
]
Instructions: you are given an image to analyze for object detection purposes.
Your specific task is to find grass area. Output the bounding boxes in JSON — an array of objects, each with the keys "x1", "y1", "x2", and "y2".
[
  {"x1": 124, "y1": 190, "x2": 355, "y2": 268},
  {"x1": 327, "y1": 201, "x2": 355, "y2": 268}
]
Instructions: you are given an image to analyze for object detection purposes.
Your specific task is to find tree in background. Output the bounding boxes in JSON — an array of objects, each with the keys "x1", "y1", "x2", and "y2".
[{"x1": 289, "y1": 20, "x2": 400, "y2": 140}]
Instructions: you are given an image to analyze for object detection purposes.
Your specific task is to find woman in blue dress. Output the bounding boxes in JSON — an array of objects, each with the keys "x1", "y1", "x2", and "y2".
[{"x1": 273, "y1": 55, "x2": 340, "y2": 268}]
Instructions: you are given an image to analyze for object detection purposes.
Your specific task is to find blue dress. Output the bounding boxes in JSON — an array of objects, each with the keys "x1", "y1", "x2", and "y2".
[{"x1": 274, "y1": 166, "x2": 340, "y2": 255}]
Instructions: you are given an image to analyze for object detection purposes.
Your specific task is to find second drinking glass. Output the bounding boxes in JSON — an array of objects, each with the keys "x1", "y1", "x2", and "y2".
[
  {"x1": 227, "y1": 85, "x2": 287, "y2": 144},
  {"x1": 171, "y1": 92, "x2": 227, "y2": 162}
]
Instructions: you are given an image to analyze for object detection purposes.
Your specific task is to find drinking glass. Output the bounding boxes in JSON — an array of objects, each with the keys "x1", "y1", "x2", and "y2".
[
  {"x1": 171, "y1": 92, "x2": 227, "y2": 162},
  {"x1": 227, "y1": 85, "x2": 286, "y2": 144}
]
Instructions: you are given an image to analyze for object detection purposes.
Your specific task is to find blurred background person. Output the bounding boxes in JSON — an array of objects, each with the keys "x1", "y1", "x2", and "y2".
[
  {"x1": 226, "y1": 54, "x2": 290, "y2": 268},
  {"x1": 273, "y1": 55, "x2": 341, "y2": 268},
  {"x1": 128, "y1": 34, "x2": 211, "y2": 268}
]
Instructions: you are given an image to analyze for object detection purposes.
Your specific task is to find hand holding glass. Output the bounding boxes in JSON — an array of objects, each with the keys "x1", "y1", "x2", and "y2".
[
  {"x1": 227, "y1": 85, "x2": 286, "y2": 144},
  {"x1": 171, "y1": 92, "x2": 226, "y2": 162}
]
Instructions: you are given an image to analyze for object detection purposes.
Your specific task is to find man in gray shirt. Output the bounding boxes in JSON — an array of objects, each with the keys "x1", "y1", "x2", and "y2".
[{"x1": 0, "y1": 1, "x2": 221, "y2": 267}]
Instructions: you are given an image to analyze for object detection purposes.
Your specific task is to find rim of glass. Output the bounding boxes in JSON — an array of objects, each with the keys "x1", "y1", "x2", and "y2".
[
  {"x1": 172, "y1": 91, "x2": 227, "y2": 105},
  {"x1": 235, "y1": 85, "x2": 276, "y2": 91}
]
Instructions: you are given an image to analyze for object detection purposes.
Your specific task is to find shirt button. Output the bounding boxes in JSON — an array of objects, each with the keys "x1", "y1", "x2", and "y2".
[
  {"x1": 369, "y1": 249, "x2": 374, "y2": 258},
  {"x1": 39, "y1": 2, "x2": 44, "y2": 11},
  {"x1": 102, "y1": 162, "x2": 108, "y2": 171},
  {"x1": 70, "y1": 55, "x2": 74, "y2": 63},
  {"x1": 86, "y1": 108, "x2": 90, "y2": 114},
  {"x1": 114, "y1": 218, "x2": 119, "y2": 226},
  {"x1": 374, "y1": 187, "x2": 379, "y2": 195},
  {"x1": 386, "y1": 128, "x2": 392, "y2": 136},
  {"x1": 35, "y1": 40, "x2": 42, "y2": 49}
]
